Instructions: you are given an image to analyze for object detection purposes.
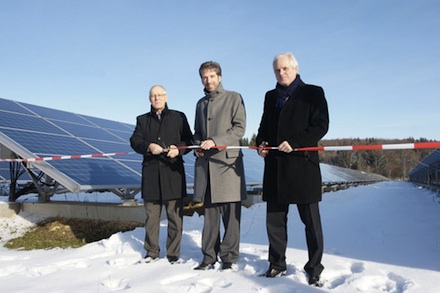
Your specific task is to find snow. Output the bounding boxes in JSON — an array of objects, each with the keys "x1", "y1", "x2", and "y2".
[{"x1": 1, "y1": 181, "x2": 440, "y2": 292}]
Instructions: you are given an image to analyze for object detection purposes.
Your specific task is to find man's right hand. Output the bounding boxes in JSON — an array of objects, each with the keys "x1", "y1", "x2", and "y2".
[
  {"x1": 258, "y1": 141, "x2": 268, "y2": 158},
  {"x1": 194, "y1": 148, "x2": 204, "y2": 157},
  {"x1": 148, "y1": 143, "x2": 164, "y2": 155}
]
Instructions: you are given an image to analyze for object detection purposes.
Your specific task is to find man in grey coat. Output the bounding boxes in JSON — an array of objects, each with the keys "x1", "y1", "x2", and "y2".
[{"x1": 193, "y1": 61, "x2": 247, "y2": 271}]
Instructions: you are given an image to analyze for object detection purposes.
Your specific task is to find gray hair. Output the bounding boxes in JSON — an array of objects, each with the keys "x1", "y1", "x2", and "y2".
[
  {"x1": 149, "y1": 84, "x2": 167, "y2": 94},
  {"x1": 273, "y1": 52, "x2": 299, "y2": 71}
]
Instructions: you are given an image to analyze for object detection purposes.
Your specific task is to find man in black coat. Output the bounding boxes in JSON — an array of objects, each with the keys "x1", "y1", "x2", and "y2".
[
  {"x1": 130, "y1": 85, "x2": 193, "y2": 264},
  {"x1": 256, "y1": 52, "x2": 329, "y2": 286}
]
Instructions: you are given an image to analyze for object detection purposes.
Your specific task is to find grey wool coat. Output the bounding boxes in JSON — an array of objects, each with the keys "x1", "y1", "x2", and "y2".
[{"x1": 193, "y1": 83, "x2": 247, "y2": 204}]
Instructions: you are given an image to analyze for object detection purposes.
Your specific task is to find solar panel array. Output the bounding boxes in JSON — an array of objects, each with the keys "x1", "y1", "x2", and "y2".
[
  {"x1": 408, "y1": 148, "x2": 440, "y2": 186},
  {"x1": 0, "y1": 97, "x2": 141, "y2": 191},
  {"x1": 0, "y1": 97, "x2": 267, "y2": 193},
  {"x1": 0, "y1": 97, "x2": 387, "y2": 196}
]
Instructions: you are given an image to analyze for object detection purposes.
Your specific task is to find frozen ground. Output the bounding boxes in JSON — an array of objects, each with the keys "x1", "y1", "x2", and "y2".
[{"x1": 1, "y1": 181, "x2": 440, "y2": 292}]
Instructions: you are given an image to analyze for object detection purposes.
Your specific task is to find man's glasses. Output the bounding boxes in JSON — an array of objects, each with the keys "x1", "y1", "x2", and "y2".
[{"x1": 149, "y1": 93, "x2": 167, "y2": 98}]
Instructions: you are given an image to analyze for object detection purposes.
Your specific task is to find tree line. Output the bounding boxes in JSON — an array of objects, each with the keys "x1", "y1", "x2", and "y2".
[{"x1": 242, "y1": 135, "x2": 436, "y2": 180}]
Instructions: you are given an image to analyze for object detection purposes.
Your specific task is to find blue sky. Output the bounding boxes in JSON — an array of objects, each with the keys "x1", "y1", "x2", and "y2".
[{"x1": 1, "y1": 0, "x2": 439, "y2": 141}]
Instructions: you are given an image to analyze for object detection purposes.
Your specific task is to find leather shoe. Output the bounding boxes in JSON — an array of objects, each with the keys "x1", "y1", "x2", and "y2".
[
  {"x1": 221, "y1": 262, "x2": 237, "y2": 271},
  {"x1": 194, "y1": 262, "x2": 215, "y2": 270},
  {"x1": 140, "y1": 255, "x2": 159, "y2": 264},
  {"x1": 261, "y1": 268, "x2": 286, "y2": 278},
  {"x1": 308, "y1": 275, "x2": 321, "y2": 286},
  {"x1": 167, "y1": 256, "x2": 181, "y2": 264}
]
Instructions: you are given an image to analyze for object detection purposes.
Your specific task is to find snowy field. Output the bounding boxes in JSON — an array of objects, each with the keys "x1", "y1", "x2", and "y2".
[{"x1": 1, "y1": 181, "x2": 440, "y2": 292}]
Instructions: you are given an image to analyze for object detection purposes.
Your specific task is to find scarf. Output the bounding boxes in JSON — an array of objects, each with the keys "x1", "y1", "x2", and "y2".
[{"x1": 275, "y1": 75, "x2": 301, "y2": 108}]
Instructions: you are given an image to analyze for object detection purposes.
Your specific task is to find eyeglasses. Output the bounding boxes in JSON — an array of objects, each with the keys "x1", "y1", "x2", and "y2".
[{"x1": 149, "y1": 93, "x2": 167, "y2": 98}]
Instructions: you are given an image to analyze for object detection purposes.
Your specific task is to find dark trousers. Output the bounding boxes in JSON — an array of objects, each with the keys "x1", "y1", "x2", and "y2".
[
  {"x1": 143, "y1": 199, "x2": 183, "y2": 258},
  {"x1": 201, "y1": 186, "x2": 241, "y2": 264},
  {"x1": 266, "y1": 201, "x2": 324, "y2": 277}
]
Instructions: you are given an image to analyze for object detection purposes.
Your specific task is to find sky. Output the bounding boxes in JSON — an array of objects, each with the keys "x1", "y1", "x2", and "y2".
[
  {"x1": 1, "y1": 1, "x2": 440, "y2": 141},
  {"x1": 1, "y1": 181, "x2": 440, "y2": 292}
]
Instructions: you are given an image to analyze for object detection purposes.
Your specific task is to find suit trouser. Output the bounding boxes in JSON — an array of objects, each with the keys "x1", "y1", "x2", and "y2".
[
  {"x1": 143, "y1": 199, "x2": 183, "y2": 258},
  {"x1": 266, "y1": 201, "x2": 324, "y2": 277},
  {"x1": 201, "y1": 189, "x2": 241, "y2": 264}
]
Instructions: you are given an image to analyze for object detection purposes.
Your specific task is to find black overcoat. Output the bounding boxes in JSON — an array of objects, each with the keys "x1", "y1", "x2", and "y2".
[
  {"x1": 256, "y1": 80, "x2": 329, "y2": 204},
  {"x1": 130, "y1": 105, "x2": 193, "y2": 201}
]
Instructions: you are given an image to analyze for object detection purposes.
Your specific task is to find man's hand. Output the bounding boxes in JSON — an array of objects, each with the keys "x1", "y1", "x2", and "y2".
[
  {"x1": 258, "y1": 141, "x2": 269, "y2": 158},
  {"x1": 148, "y1": 143, "x2": 164, "y2": 155},
  {"x1": 167, "y1": 145, "x2": 179, "y2": 158},
  {"x1": 278, "y1": 140, "x2": 293, "y2": 153},
  {"x1": 194, "y1": 148, "x2": 204, "y2": 157},
  {"x1": 200, "y1": 139, "x2": 215, "y2": 150}
]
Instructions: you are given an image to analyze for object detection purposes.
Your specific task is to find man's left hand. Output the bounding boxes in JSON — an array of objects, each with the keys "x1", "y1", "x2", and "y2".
[
  {"x1": 167, "y1": 145, "x2": 179, "y2": 158},
  {"x1": 278, "y1": 141, "x2": 293, "y2": 153},
  {"x1": 200, "y1": 139, "x2": 215, "y2": 150}
]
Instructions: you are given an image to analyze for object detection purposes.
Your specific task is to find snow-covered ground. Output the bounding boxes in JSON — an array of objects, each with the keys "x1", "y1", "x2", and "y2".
[{"x1": 1, "y1": 181, "x2": 440, "y2": 292}]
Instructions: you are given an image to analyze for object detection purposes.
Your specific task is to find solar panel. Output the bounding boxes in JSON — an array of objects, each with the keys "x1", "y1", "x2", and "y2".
[
  {"x1": 0, "y1": 96, "x2": 387, "y2": 200},
  {"x1": 0, "y1": 97, "x2": 143, "y2": 195}
]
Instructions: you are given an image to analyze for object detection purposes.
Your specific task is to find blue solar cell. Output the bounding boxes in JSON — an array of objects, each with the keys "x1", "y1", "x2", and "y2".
[
  {"x1": 0, "y1": 167, "x2": 10, "y2": 181},
  {"x1": 81, "y1": 139, "x2": 134, "y2": 154},
  {"x1": 119, "y1": 160, "x2": 142, "y2": 173},
  {"x1": 51, "y1": 120, "x2": 126, "y2": 142},
  {"x1": 0, "y1": 164, "x2": 32, "y2": 181},
  {"x1": 19, "y1": 102, "x2": 94, "y2": 125},
  {"x1": 80, "y1": 115, "x2": 135, "y2": 131},
  {"x1": 0, "y1": 111, "x2": 67, "y2": 135},
  {"x1": 0, "y1": 129, "x2": 97, "y2": 156},
  {"x1": 105, "y1": 129, "x2": 133, "y2": 142},
  {"x1": 0, "y1": 98, "x2": 33, "y2": 115},
  {"x1": 48, "y1": 158, "x2": 141, "y2": 186}
]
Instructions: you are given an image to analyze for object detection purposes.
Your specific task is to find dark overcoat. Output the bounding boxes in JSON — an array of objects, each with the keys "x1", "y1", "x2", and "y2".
[
  {"x1": 130, "y1": 105, "x2": 193, "y2": 201},
  {"x1": 256, "y1": 79, "x2": 329, "y2": 204}
]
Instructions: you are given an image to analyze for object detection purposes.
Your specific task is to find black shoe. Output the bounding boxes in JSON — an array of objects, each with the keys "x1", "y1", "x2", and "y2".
[
  {"x1": 140, "y1": 255, "x2": 159, "y2": 264},
  {"x1": 308, "y1": 275, "x2": 321, "y2": 287},
  {"x1": 194, "y1": 262, "x2": 215, "y2": 270},
  {"x1": 221, "y1": 262, "x2": 237, "y2": 271},
  {"x1": 167, "y1": 256, "x2": 181, "y2": 264},
  {"x1": 261, "y1": 268, "x2": 286, "y2": 278}
]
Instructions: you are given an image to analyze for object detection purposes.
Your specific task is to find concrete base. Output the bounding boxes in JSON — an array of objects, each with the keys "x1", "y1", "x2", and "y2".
[
  {"x1": 22, "y1": 201, "x2": 147, "y2": 224},
  {"x1": 2, "y1": 194, "x2": 264, "y2": 223},
  {"x1": 0, "y1": 202, "x2": 21, "y2": 218}
]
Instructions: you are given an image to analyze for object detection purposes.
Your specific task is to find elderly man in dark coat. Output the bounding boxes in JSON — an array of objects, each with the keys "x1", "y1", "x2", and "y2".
[
  {"x1": 256, "y1": 52, "x2": 329, "y2": 286},
  {"x1": 130, "y1": 85, "x2": 193, "y2": 264},
  {"x1": 193, "y1": 61, "x2": 247, "y2": 271}
]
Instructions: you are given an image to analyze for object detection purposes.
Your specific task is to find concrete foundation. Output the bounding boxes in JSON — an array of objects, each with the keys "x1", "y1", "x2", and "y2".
[
  {"x1": 21, "y1": 201, "x2": 147, "y2": 224},
  {"x1": 0, "y1": 202, "x2": 21, "y2": 218},
  {"x1": 1, "y1": 194, "x2": 264, "y2": 222}
]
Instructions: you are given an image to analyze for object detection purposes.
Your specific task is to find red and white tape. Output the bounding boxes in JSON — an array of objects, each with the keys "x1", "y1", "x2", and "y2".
[
  {"x1": 1, "y1": 141, "x2": 439, "y2": 163},
  {"x1": 0, "y1": 152, "x2": 132, "y2": 163},
  {"x1": 292, "y1": 141, "x2": 440, "y2": 152},
  {"x1": 173, "y1": 141, "x2": 440, "y2": 152}
]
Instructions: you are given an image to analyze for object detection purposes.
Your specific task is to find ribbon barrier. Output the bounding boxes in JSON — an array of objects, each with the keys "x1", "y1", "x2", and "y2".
[
  {"x1": 0, "y1": 152, "x2": 132, "y2": 163},
  {"x1": 173, "y1": 141, "x2": 440, "y2": 152},
  {"x1": 1, "y1": 141, "x2": 439, "y2": 163},
  {"x1": 292, "y1": 141, "x2": 440, "y2": 152}
]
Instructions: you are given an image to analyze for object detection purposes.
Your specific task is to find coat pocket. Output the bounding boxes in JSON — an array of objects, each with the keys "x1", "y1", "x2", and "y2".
[{"x1": 225, "y1": 149, "x2": 240, "y2": 159}]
